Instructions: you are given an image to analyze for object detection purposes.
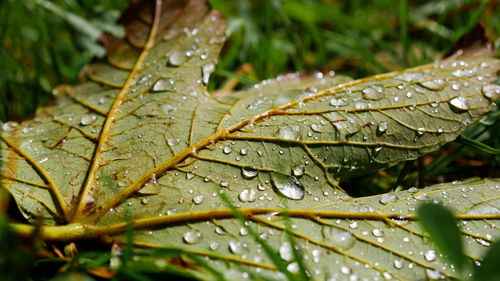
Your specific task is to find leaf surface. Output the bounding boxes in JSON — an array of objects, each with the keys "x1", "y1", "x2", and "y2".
[{"x1": 1, "y1": 0, "x2": 500, "y2": 280}]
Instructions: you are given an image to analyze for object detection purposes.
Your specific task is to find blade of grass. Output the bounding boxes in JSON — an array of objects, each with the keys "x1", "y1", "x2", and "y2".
[{"x1": 455, "y1": 135, "x2": 500, "y2": 155}]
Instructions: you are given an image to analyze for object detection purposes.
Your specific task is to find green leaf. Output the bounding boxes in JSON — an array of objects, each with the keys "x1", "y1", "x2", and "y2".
[
  {"x1": 417, "y1": 202, "x2": 467, "y2": 275},
  {"x1": 1, "y1": 0, "x2": 500, "y2": 280},
  {"x1": 473, "y1": 240, "x2": 500, "y2": 281}
]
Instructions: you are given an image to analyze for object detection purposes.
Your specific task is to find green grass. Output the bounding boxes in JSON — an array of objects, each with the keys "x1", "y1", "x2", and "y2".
[{"x1": 0, "y1": 0, "x2": 499, "y2": 280}]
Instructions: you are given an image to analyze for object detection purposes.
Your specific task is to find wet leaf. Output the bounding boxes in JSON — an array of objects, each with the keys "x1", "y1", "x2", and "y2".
[{"x1": 1, "y1": 0, "x2": 499, "y2": 280}]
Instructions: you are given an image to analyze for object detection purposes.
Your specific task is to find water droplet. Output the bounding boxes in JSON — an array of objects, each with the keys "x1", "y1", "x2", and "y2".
[
  {"x1": 349, "y1": 221, "x2": 358, "y2": 229},
  {"x1": 426, "y1": 269, "x2": 444, "y2": 280},
  {"x1": 311, "y1": 123, "x2": 322, "y2": 132},
  {"x1": 340, "y1": 266, "x2": 351, "y2": 275},
  {"x1": 141, "y1": 198, "x2": 149, "y2": 205},
  {"x1": 379, "y1": 194, "x2": 397, "y2": 205},
  {"x1": 424, "y1": 250, "x2": 436, "y2": 262},
  {"x1": 451, "y1": 83, "x2": 460, "y2": 91},
  {"x1": 239, "y1": 227, "x2": 249, "y2": 236},
  {"x1": 419, "y1": 79, "x2": 446, "y2": 90},
  {"x1": 168, "y1": 50, "x2": 185, "y2": 66},
  {"x1": 393, "y1": 96, "x2": 400, "y2": 102},
  {"x1": 287, "y1": 262, "x2": 299, "y2": 273},
  {"x1": 437, "y1": 127, "x2": 444, "y2": 134},
  {"x1": 377, "y1": 121, "x2": 388, "y2": 134},
  {"x1": 229, "y1": 240, "x2": 246, "y2": 254},
  {"x1": 239, "y1": 188, "x2": 257, "y2": 202},
  {"x1": 449, "y1": 96, "x2": 470, "y2": 111},
  {"x1": 277, "y1": 125, "x2": 300, "y2": 140},
  {"x1": 482, "y1": 84, "x2": 500, "y2": 100},
  {"x1": 223, "y1": 146, "x2": 232, "y2": 154},
  {"x1": 271, "y1": 173, "x2": 305, "y2": 200},
  {"x1": 240, "y1": 148, "x2": 248, "y2": 156},
  {"x1": 394, "y1": 260, "x2": 404, "y2": 269},
  {"x1": 330, "y1": 98, "x2": 348, "y2": 107},
  {"x1": 323, "y1": 228, "x2": 356, "y2": 250},
  {"x1": 291, "y1": 166, "x2": 304, "y2": 177},
  {"x1": 186, "y1": 172, "x2": 195, "y2": 180},
  {"x1": 362, "y1": 86, "x2": 384, "y2": 100},
  {"x1": 98, "y1": 96, "x2": 109, "y2": 104},
  {"x1": 242, "y1": 167, "x2": 258, "y2": 179},
  {"x1": 183, "y1": 230, "x2": 202, "y2": 244},
  {"x1": 279, "y1": 242, "x2": 293, "y2": 261},
  {"x1": 193, "y1": 195, "x2": 204, "y2": 205},
  {"x1": 209, "y1": 241, "x2": 220, "y2": 251},
  {"x1": 220, "y1": 180, "x2": 229, "y2": 188},
  {"x1": 202, "y1": 63, "x2": 215, "y2": 84},
  {"x1": 80, "y1": 114, "x2": 97, "y2": 125},
  {"x1": 396, "y1": 72, "x2": 424, "y2": 82},
  {"x1": 406, "y1": 91, "x2": 413, "y2": 98},
  {"x1": 152, "y1": 78, "x2": 175, "y2": 92},
  {"x1": 372, "y1": 228, "x2": 384, "y2": 237}
]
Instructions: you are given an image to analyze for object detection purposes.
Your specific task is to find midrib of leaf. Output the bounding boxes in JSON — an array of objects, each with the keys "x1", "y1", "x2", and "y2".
[
  {"x1": 72, "y1": 0, "x2": 163, "y2": 222},
  {"x1": 81, "y1": 57, "x2": 491, "y2": 224}
]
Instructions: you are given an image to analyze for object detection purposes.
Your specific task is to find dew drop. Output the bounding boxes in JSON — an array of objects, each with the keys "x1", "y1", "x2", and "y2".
[
  {"x1": 202, "y1": 63, "x2": 215, "y2": 84},
  {"x1": 242, "y1": 167, "x2": 258, "y2": 179},
  {"x1": 192, "y1": 195, "x2": 204, "y2": 205},
  {"x1": 168, "y1": 50, "x2": 185, "y2": 66},
  {"x1": 183, "y1": 230, "x2": 202, "y2": 244},
  {"x1": 362, "y1": 86, "x2": 384, "y2": 100},
  {"x1": 340, "y1": 266, "x2": 351, "y2": 275},
  {"x1": 449, "y1": 96, "x2": 470, "y2": 111},
  {"x1": 152, "y1": 78, "x2": 175, "y2": 92},
  {"x1": 406, "y1": 91, "x2": 413, "y2": 98},
  {"x1": 80, "y1": 114, "x2": 97, "y2": 126},
  {"x1": 482, "y1": 84, "x2": 500, "y2": 100},
  {"x1": 229, "y1": 240, "x2": 246, "y2": 254},
  {"x1": 287, "y1": 262, "x2": 299, "y2": 273},
  {"x1": 239, "y1": 188, "x2": 257, "y2": 202},
  {"x1": 311, "y1": 123, "x2": 322, "y2": 132},
  {"x1": 394, "y1": 260, "x2": 404, "y2": 269},
  {"x1": 240, "y1": 148, "x2": 248, "y2": 156},
  {"x1": 277, "y1": 125, "x2": 300, "y2": 140},
  {"x1": 372, "y1": 228, "x2": 384, "y2": 237},
  {"x1": 424, "y1": 250, "x2": 436, "y2": 262},
  {"x1": 279, "y1": 242, "x2": 293, "y2": 261},
  {"x1": 377, "y1": 121, "x2": 388, "y2": 134},
  {"x1": 437, "y1": 127, "x2": 444, "y2": 134},
  {"x1": 349, "y1": 221, "x2": 359, "y2": 229},
  {"x1": 426, "y1": 269, "x2": 444, "y2": 280},
  {"x1": 419, "y1": 79, "x2": 446, "y2": 90},
  {"x1": 186, "y1": 172, "x2": 195, "y2": 180},
  {"x1": 330, "y1": 98, "x2": 349, "y2": 107},
  {"x1": 323, "y1": 228, "x2": 356, "y2": 250},
  {"x1": 209, "y1": 241, "x2": 220, "y2": 251},
  {"x1": 220, "y1": 180, "x2": 229, "y2": 188},
  {"x1": 223, "y1": 146, "x2": 233, "y2": 154},
  {"x1": 451, "y1": 83, "x2": 460, "y2": 91},
  {"x1": 271, "y1": 173, "x2": 305, "y2": 200},
  {"x1": 379, "y1": 194, "x2": 397, "y2": 205},
  {"x1": 291, "y1": 166, "x2": 304, "y2": 177}
]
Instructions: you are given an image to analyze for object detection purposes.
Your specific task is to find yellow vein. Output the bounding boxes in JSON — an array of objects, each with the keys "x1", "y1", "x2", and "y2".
[
  {"x1": 72, "y1": 0, "x2": 163, "y2": 221},
  {"x1": 1, "y1": 135, "x2": 70, "y2": 221}
]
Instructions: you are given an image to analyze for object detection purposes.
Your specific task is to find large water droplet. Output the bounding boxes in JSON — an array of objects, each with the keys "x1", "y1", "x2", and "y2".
[
  {"x1": 449, "y1": 96, "x2": 470, "y2": 111},
  {"x1": 482, "y1": 84, "x2": 500, "y2": 100},
  {"x1": 229, "y1": 240, "x2": 247, "y2": 254},
  {"x1": 80, "y1": 114, "x2": 97, "y2": 126},
  {"x1": 279, "y1": 242, "x2": 293, "y2": 261},
  {"x1": 322, "y1": 228, "x2": 356, "y2": 250},
  {"x1": 379, "y1": 194, "x2": 397, "y2": 205},
  {"x1": 209, "y1": 241, "x2": 220, "y2": 251},
  {"x1": 426, "y1": 269, "x2": 444, "y2": 280},
  {"x1": 419, "y1": 79, "x2": 446, "y2": 90},
  {"x1": 424, "y1": 250, "x2": 436, "y2": 262},
  {"x1": 239, "y1": 188, "x2": 257, "y2": 202},
  {"x1": 377, "y1": 121, "x2": 388, "y2": 134},
  {"x1": 362, "y1": 86, "x2": 384, "y2": 100},
  {"x1": 241, "y1": 167, "x2": 258, "y2": 179},
  {"x1": 153, "y1": 78, "x2": 175, "y2": 92},
  {"x1": 330, "y1": 98, "x2": 349, "y2": 107},
  {"x1": 168, "y1": 50, "x2": 185, "y2": 66},
  {"x1": 277, "y1": 125, "x2": 300, "y2": 140},
  {"x1": 396, "y1": 72, "x2": 424, "y2": 82},
  {"x1": 291, "y1": 166, "x2": 304, "y2": 177},
  {"x1": 183, "y1": 230, "x2": 202, "y2": 244},
  {"x1": 223, "y1": 146, "x2": 232, "y2": 154},
  {"x1": 394, "y1": 260, "x2": 404, "y2": 269},
  {"x1": 372, "y1": 228, "x2": 384, "y2": 237},
  {"x1": 202, "y1": 63, "x2": 215, "y2": 84},
  {"x1": 271, "y1": 173, "x2": 305, "y2": 200},
  {"x1": 192, "y1": 195, "x2": 204, "y2": 205}
]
